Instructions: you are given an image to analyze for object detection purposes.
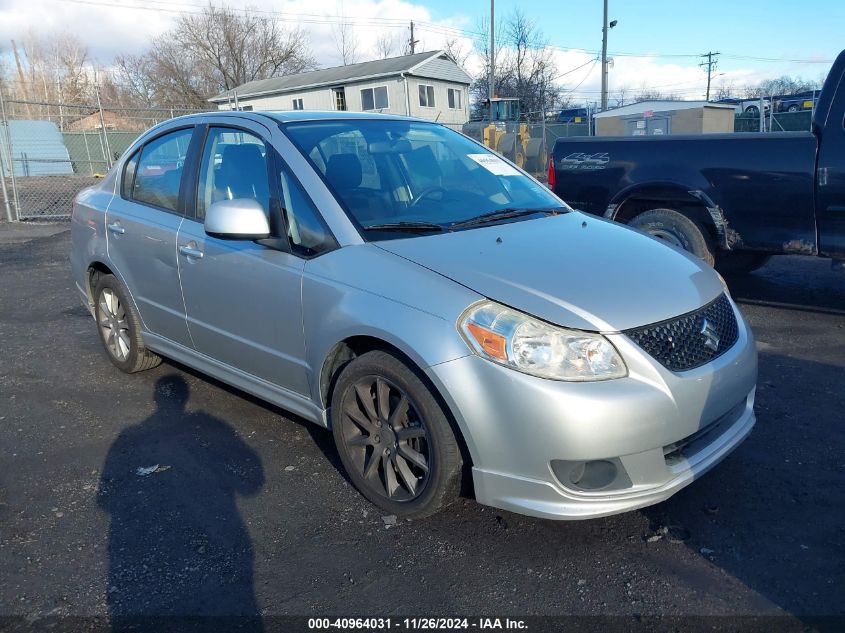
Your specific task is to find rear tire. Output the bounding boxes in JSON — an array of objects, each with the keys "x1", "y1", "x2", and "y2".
[
  {"x1": 93, "y1": 274, "x2": 161, "y2": 373},
  {"x1": 330, "y1": 350, "x2": 462, "y2": 519},
  {"x1": 716, "y1": 252, "x2": 771, "y2": 276},
  {"x1": 628, "y1": 208, "x2": 716, "y2": 267}
]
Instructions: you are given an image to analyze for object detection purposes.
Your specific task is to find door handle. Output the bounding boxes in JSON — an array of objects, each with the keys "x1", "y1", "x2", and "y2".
[
  {"x1": 818, "y1": 167, "x2": 829, "y2": 187},
  {"x1": 107, "y1": 222, "x2": 125, "y2": 235},
  {"x1": 179, "y1": 244, "x2": 204, "y2": 259}
]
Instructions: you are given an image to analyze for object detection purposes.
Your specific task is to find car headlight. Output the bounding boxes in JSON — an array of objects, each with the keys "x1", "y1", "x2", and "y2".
[{"x1": 459, "y1": 301, "x2": 627, "y2": 381}]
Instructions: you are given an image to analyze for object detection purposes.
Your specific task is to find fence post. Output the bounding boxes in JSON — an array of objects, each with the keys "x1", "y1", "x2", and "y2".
[
  {"x1": 82, "y1": 131, "x2": 93, "y2": 177},
  {"x1": 0, "y1": 83, "x2": 20, "y2": 220},
  {"x1": 0, "y1": 137, "x2": 12, "y2": 222},
  {"x1": 95, "y1": 75, "x2": 112, "y2": 168}
]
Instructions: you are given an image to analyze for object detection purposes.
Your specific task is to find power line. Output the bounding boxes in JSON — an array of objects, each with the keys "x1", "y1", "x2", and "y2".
[{"x1": 45, "y1": 0, "x2": 839, "y2": 66}]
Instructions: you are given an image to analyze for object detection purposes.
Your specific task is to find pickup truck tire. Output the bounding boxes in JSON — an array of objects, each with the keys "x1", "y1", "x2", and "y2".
[
  {"x1": 628, "y1": 208, "x2": 715, "y2": 266},
  {"x1": 715, "y1": 252, "x2": 772, "y2": 276}
]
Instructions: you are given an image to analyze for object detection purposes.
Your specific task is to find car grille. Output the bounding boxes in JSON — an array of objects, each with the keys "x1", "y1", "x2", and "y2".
[{"x1": 623, "y1": 294, "x2": 739, "y2": 372}]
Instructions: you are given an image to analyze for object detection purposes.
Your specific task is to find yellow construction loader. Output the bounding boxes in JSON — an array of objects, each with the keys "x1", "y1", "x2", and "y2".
[{"x1": 479, "y1": 98, "x2": 546, "y2": 173}]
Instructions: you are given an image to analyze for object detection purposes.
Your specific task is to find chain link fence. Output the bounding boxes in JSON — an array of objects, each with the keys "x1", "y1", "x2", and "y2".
[
  {"x1": 460, "y1": 120, "x2": 590, "y2": 179},
  {"x1": 0, "y1": 91, "x2": 205, "y2": 221},
  {"x1": 734, "y1": 110, "x2": 813, "y2": 133}
]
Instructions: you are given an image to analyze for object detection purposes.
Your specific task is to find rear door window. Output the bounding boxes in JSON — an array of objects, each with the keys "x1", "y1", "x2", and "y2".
[{"x1": 131, "y1": 128, "x2": 193, "y2": 212}]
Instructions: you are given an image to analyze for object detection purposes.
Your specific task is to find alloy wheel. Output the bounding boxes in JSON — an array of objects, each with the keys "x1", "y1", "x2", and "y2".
[
  {"x1": 97, "y1": 288, "x2": 131, "y2": 362},
  {"x1": 340, "y1": 376, "x2": 431, "y2": 502}
]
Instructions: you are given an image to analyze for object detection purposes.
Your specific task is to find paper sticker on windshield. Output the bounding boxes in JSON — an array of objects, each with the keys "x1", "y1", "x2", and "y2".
[{"x1": 467, "y1": 153, "x2": 522, "y2": 176}]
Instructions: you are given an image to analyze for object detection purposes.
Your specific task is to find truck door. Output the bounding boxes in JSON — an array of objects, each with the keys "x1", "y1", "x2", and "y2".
[{"x1": 816, "y1": 57, "x2": 845, "y2": 257}]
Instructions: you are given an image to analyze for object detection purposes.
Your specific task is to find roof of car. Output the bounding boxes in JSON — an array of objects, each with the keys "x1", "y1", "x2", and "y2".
[
  {"x1": 165, "y1": 110, "x2": 434, "y2": 125},
  {"x1": 260, "y1": 111, "x2": 427, "y2": 124}
]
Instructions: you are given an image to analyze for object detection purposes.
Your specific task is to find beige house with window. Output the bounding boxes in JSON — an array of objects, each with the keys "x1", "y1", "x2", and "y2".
[{"x1": 209, "y1": 51, "x2": 472, "y2": 126}]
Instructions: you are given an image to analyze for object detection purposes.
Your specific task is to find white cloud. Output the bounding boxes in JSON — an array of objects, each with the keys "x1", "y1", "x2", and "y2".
[{"x1": 0, "y1": 0, "x2": 787, "y2": 104}]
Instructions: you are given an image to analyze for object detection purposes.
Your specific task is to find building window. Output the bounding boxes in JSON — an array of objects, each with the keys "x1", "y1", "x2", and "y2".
[
  {"x1": 361, "y1": 86, "x2": 389, "y2": 111},
  {"x1": 333, "y1": 88, "x2": 347, "y2": 111},
  {"x1": 292, "y1": 98, "x2": 304, "y2": 110},
  {"x1": 447, "y1": 88, "x2": 462, "y2": 110},
  {"x1": 418, "y1": 84, "x2": 435, "y2": 108}
]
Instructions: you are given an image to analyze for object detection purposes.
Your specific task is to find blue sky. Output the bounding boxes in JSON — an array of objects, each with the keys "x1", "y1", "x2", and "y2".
[
  {"x1": 426, "y1": 0, "x2": 841, "y2": 72},
  {"x1": 1, "y1": 0, "x2": 840, "y2": 103}
]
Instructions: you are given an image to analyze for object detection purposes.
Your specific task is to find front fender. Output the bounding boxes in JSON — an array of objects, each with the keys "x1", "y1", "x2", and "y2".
[{"x1": 301, "y1": 244, "x2": 482, "y2": 406}]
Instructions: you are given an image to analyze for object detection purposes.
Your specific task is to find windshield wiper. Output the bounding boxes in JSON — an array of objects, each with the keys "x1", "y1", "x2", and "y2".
[
  {"x1": 449, "y1": 207, "x2": 563, "y2": 230},
  {"x1": 362, "y1": 221, "x2": 445, "y2": 233}
]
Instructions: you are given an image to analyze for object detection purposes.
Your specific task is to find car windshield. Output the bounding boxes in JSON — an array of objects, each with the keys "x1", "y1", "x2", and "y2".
[{"x1": 282, "y1": 119, "x2": 568, "y2": 239}]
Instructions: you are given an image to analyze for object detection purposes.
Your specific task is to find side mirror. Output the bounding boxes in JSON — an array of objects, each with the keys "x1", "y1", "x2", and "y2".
[{"x1": 205, "y1": 198, "x2": 271, "y2": 240}]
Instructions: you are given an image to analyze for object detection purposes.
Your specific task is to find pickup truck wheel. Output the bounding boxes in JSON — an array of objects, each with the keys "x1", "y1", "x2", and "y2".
[
  {"x1": 629, "y1": 208, "x2": 715, "y2": 266},
  {"x1": 716, "y1": 252, "x2": 772, "y2": 276},
  {"x1": 331, "y1": 350, "x2": 462, "y2": 519}
]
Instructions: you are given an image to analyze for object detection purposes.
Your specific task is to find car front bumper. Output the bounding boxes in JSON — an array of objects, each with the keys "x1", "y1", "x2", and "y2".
[{"x1": 426, "y1": 297, "x2": 758, "y2": 520}]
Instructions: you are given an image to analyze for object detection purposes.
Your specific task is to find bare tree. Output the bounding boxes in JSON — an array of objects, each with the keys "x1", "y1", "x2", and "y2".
[
  {"x1": 744, "y1": 74, "x2": 823, "y2": 98},
  {"x1": 443, "y1": 37, "x2": 471, "y2": 68},
  {"x1": 9, "y1": 32, "x2": 94, "y2": 104},
  {"x1": 111, "y1": 4, "x2": 317, "y2": 108},
  {"x1": 612, "y1": 85, "x2": 630, "y2": 107},
  {"x1": 374, "y1": 32, "x2": 400, "y2": 60},
  {"x1": 714, "y1": 80, "x2": 737, "y2": 100},
  {"x1": 333, "y1": 14, "x2": 360, "y2": 65},
  {"x1": 470, "y1": 10, "x2": 561, "y2": 120}
]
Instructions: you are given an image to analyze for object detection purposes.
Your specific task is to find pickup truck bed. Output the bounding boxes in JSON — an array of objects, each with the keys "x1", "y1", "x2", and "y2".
[{"x1": 549, "y1": 49, "x2": 845, "y2": 272}]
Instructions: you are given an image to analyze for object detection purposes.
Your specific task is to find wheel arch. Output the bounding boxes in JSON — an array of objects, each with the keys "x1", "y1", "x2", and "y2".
[
  {"x1": 85, "y1": 261, "x2": 115, "y2": 308},
  {"x1": 319, "y1": 334, "x2": 476, "y2": 484},
  {"x1": 84, "y1": 259, "x2": 148, "y2": 330},
  {"x1": 605, "y1": 182, "x2": 738, "y2": 250}
]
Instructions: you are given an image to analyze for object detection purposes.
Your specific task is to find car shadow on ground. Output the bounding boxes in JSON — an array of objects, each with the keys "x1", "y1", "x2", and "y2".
[
  {"x1": 97, "y1": 374, "x2": 266, "y2": 631},
  {"x1": 727, "y1": 255, "x2": 845, "y2": 317}
]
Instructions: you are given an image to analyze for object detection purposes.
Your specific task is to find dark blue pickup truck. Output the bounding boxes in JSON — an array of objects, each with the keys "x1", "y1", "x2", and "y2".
[{"x1": 549, "y1": 50, "x2": 845, "y2": 274}]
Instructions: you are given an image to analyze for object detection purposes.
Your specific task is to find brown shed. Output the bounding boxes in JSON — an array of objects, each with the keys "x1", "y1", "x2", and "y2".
[{"x1": 594, "y1": 100, "x2": 736, "y2": 136}]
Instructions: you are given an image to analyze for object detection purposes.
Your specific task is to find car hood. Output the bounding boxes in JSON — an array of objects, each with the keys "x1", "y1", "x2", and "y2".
[{"x1": 375, "y1": 212, "x2": 725, "y2": 332}]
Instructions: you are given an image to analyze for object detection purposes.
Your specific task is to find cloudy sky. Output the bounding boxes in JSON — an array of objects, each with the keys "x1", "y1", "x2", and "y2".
[{"x1": 0, "y1": 0, "x2": 841, "y2": 104}]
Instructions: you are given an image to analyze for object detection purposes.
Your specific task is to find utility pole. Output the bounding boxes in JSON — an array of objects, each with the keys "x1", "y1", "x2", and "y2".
[
  {"x1": 600, "y1": 0, "x2": 608, "y2": 112},
  {"x1": 11, "y1": 40, "x2": 33, "y2": 117},
  {"x1": 700, "y1": 51, "x2": 720, "y2": 101},
  {"x1": 488, "y1": 0, "x2": 495, "y2": 122},
  {"x1": 408, "y1": 22, "x2": 419, "y2": 55}
]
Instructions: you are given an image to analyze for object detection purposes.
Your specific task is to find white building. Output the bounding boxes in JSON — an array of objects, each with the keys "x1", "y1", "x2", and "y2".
[{"x1": 209, "y1": 51, "x2": 473, "y2": 126}]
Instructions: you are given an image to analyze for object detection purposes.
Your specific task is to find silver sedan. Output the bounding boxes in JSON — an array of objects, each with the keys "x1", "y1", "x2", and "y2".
[{"x1": 70, "y1": 111, "x2": 757, "y2": 519}]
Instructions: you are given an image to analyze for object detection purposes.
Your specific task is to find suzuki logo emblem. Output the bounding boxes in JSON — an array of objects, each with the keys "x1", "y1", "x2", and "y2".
[{"x1": 700, "y1": 319, "x2": 720, "y2": 352}]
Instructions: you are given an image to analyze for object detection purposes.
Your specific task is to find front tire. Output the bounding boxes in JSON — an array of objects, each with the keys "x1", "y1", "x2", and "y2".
[
  {"x1": 330, "y1": 350, "x2": 462, "y2": 519},
  {"x1": 93, "y1": 274, "x2": 161, "y2": 373},
  {"x1": 628, "y1": 208, "x2": 716, "y2": 267}
]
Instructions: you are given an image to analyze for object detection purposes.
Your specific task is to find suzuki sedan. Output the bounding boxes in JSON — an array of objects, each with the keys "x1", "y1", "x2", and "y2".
[{"x1": 70, "y1": 111, "x2": 757, "y2": 519}]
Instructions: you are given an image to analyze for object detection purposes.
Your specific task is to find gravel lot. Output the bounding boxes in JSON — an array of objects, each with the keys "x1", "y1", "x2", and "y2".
[{"x1": 0, "y1": 224, "x2": 843, "y2": 631}]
